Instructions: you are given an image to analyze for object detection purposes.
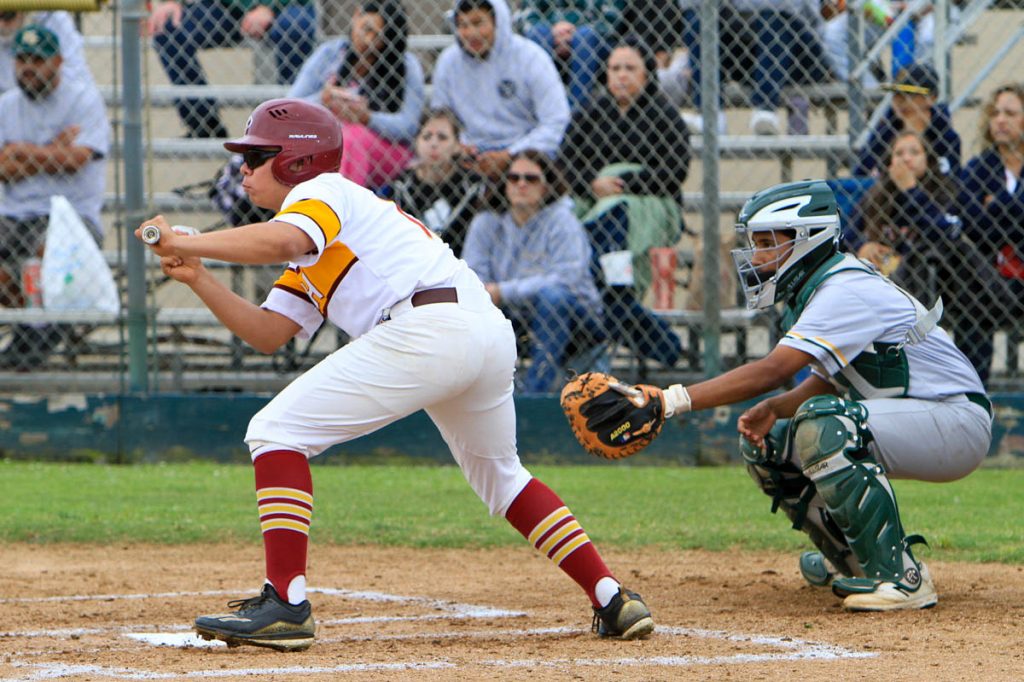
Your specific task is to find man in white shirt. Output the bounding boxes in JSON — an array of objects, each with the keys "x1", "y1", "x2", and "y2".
[{"x1": 0, "y1": 25, "x2": 109, "y2": 368}]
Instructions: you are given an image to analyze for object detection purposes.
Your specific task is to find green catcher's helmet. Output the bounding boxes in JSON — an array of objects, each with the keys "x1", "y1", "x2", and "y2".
[{"x1": 732, "y1": 180, "x2": 840, "y2": 309}]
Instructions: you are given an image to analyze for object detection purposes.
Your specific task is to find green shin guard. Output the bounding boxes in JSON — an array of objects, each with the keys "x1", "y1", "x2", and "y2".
[
  {"x1": 741, "y1": 421, "x2": 859, "y2": 579},
  {"x1": 794, "y1": 396, "x2": 924, "y2": 590}
]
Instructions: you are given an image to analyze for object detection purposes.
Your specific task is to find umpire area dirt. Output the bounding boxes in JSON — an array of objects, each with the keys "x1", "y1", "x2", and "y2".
[{"x1": 1, "y1": 545, "x2": 1022, "y2": 681}]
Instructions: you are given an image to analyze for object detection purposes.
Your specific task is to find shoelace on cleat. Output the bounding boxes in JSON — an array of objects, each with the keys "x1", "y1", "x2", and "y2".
[{"x1": 226, "y1": 592, "x2": 270, "y2": 613}]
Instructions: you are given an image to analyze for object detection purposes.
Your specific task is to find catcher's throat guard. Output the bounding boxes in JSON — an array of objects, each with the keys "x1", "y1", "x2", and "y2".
[{"x1": 560, "y1": 372, "x2": 666, "y2": 460}]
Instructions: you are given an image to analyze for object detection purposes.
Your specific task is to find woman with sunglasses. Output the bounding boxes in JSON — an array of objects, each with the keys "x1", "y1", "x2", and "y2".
[
  {"x1": 135, "y1": 99, "x2": 654, "y2": 652},
  {"x1": 378, "y1": 108, "x2": 486, "y2": 258},
  {"x1": 462, "y1": 150, "x2": 603, "y2": 394},
  {"x1": 288, "y1": 0, "x2": 423, "y2": 189}
]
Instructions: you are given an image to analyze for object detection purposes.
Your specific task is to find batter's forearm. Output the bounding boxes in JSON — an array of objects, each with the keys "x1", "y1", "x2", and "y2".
[
  {"x1": 176, "y1": 223, "x2": 315, "y2": 265},
  {"x1": 188, "y1": 272, "x2": 296, "y2": 353}
]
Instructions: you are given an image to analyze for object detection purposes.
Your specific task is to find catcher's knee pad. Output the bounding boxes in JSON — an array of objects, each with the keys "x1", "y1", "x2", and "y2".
[
  {"x1": 795, "y1": 396, "x2": 921, "y2": 583},
  {"x1": 741, "y1": 419, "x2": 859, "y2": 577}
]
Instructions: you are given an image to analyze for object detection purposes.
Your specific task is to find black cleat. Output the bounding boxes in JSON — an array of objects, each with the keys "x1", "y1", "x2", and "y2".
[
  {"x1": 194, "y1": 584, "x2": 315, "y2": 652},
  {"x1": 592, "y1": 587, "x2": 654, "y2": 640}
]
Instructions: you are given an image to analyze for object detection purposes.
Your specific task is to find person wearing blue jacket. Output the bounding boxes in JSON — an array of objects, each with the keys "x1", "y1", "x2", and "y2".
[
  {"x1": 959, "y1": 83, "x2": 1024, "y2": 383},
  {"x1": 463, "y1": 150, "x2": 602, "y2": 393},
  {"x1": 853, "y1": 130, "x2": 990, "y2": 382},
  {"x1": 853, "y1": 63, "x2": 961, "y2": 179},
  {"x1": 431, "y1": 0, "x2": 571, "y2": 181},
  {"x1": 289, "y1": 1, "x2": 424, "y2": 189}
]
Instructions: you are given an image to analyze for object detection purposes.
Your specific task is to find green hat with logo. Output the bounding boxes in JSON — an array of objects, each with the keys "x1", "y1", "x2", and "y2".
[{"x1": 12, "y1": 25, "x2": 61, "y2": 59}]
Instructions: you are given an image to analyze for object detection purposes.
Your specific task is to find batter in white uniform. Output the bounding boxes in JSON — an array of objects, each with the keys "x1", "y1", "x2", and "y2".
[
  {"x1": 136, "y1": 98, "x2": 653, "y2": 651},
  {"x1": 648, "y1": 180, "x2": 992, "y2": 612}
]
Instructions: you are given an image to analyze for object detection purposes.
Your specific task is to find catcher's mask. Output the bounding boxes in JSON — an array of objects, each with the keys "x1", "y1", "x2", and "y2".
[
  {"x1": 224, "y1": 98, "x2": 344, "y2": 187},
  {"x1": 732, "y1": 180, "x2": 840, "y2": 309}
]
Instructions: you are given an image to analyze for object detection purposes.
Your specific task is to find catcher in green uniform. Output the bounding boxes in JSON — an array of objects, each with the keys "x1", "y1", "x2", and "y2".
[{"x1": 562, "y1": 179, "x2": 992, "y2": 612}]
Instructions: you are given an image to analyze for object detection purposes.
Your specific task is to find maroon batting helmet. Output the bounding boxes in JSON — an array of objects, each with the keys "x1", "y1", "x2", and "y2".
[{"x1": 224, "y1": 98, "x2": 344, "y2": 187}]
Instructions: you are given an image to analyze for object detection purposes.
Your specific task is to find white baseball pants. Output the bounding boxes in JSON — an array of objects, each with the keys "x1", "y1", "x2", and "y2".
[{"x1": 246, "y1": 279, "x2": 533, "y2": 517}]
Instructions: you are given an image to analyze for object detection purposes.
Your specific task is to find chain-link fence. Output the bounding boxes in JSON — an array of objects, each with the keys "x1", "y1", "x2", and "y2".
[{"x1": 0, "y1": 0, "x2": 1019, "y2": 394}]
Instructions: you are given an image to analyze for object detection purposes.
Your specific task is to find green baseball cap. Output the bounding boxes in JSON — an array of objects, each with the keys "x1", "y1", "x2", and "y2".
[{"x1": 12, "y1": 25, "x2": 60, "y2": 59}]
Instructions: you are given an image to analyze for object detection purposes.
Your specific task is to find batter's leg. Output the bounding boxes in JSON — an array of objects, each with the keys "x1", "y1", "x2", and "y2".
[{"x1": 426, "y1": 313, "x2": 653, "y2": 639}]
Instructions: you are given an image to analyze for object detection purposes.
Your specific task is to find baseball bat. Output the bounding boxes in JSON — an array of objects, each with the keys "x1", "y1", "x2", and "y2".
[{"x1": 141, "y1": 224, "x2": 198, "y2": 245}]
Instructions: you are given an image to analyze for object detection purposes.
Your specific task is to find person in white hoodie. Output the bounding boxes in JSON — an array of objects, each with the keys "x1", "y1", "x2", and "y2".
[{"x1": 431, "y1": 0, "x2": 570, "y2": 180}]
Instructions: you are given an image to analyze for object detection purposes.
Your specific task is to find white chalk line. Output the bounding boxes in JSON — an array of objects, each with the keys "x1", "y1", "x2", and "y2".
[
  {"x1": 0, "y1": 586, "x2": 521, "y2": 618},
  {"x1": 0, "y1": 588, "x2": 877, "y2": 680}
]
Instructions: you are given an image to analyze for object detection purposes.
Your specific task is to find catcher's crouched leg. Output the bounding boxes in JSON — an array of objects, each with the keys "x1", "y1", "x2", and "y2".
[
  {"x1": 793, "y1": 395, "x2": 935, "y2": 610},
  {"x1": 740, "y1": 420, "x2": 860, "y2": 585}
]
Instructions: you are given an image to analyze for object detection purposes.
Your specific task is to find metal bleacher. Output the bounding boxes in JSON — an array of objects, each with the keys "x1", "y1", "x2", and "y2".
[{"x1": 81, "y1": 26, "x2": 854, "y2": 387}]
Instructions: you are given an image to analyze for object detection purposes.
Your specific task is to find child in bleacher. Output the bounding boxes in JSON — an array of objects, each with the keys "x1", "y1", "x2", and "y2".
[{"x1": 379, "y1": 109, "x2": 486, "y2": 258}]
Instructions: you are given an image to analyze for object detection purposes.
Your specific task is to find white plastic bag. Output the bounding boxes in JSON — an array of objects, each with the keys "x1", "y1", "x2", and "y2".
[{"x1": 41, "y1": 196, "x2": 120, "y2": 313}]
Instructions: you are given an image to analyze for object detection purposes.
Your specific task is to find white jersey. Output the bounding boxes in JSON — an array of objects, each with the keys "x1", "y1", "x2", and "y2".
[
  {"x1": 261, "y1": 173, "x2": 471, "y2": 340},
  {"x1": 779, "y1": 266, "x2": 984, "y2": 401}
]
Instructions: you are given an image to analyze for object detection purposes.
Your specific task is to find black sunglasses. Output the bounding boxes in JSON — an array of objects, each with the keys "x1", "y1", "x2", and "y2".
[
  {"x1": 506, "y1": 172, "x2": 543, "y2": 185},
  {"x1": 242, "y1": 148, "x2": 279, "y2": 170}
]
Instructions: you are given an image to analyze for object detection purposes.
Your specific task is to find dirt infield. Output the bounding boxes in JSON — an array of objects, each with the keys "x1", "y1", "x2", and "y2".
[{"x1": 1, "y1": 544, "x2": 1022, "y2": 681}]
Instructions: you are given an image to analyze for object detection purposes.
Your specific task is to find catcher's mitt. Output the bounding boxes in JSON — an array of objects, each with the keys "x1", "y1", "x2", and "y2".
[{"x1": 560, "y1": 372, "x2": 666, "y2": 460}]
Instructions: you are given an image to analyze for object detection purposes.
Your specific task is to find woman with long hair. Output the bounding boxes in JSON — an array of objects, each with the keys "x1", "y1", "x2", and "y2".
[
  {"x1": 959, "y1": 82, "x2": 1024, "y2": 383},
  {"x1": 462, "y1": 150, "x2": 603, "y2": 393},
  {"x1": 288, "y1": 1, "x2": 423, "y2": 189},
  {"x1": 855, "y1": 130, "x2": 988, "y2": 379}
]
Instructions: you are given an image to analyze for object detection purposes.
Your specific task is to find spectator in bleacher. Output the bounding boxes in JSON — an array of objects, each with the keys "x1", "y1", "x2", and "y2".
[
  {"x1": 674, "y1": 1, "x2": 759, "y2": 134},
  {"x1": 559, "y1": 34, "x2": 689, "y2": 297},
  {"x1": 819, "y1": 0, "x2": 883, "y2": 88},
  {"x1": 289, "y1": 1, "x2": 422, "y2": 190},
  {"x1": 463, "y1": 150, "x2": 602, "y2": 394},
  {"x1": 0, "y1": 26, "x2": 109, "y2": 368},
  {"x1": 854, "y1": 130, "x2": 989, "y2": 380},
  {"x1": 515, "y1": 1, "x2": 619, "y2": 111},
  {"x1": 148, "y1": 0, "x2": 317, "y2": 138},
  {"x1": 379, "y1": 109, "x2": 486, "y2": 258},
  {"x1": 613, "y1": 0, "x2": 686, "y2": 108},
  {"x1": 431, "y1": 0, "x2": 571, "y2": 181},
  {"x1": 0, "y1": 11, "x2": 91, "y2": 93},
  {"x1": 852, "y1": 63, "x2": 961, "y2": 178},
  {"x1": 959, "y1": 83, "x2": 1024, "y2": 383},
  {"x1": 731, "y1": 0, "x2": 832, "y2": 135}
]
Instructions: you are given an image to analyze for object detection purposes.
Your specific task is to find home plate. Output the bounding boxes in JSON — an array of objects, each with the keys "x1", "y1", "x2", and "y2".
[{"x1": 126, "y1": 632, "x2": 226, "y2": 648}]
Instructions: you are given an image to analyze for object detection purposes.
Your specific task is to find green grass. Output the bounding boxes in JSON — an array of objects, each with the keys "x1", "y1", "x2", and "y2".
[{"x1": 1, "y1": 460, "x2": 1021, "y2": 564}]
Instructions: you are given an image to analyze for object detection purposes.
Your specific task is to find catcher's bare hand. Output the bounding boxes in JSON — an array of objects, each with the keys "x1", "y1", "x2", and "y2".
[
  {"x1": 560, "y1": 372, "x2": 666, "y2": 460},
  {"x1": 738, "y1": 400, "x2": 778, "y2": 448}
]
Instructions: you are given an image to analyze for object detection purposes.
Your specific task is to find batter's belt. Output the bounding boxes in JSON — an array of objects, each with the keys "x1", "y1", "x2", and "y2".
[
  {"x1": 410, "y1": 287, "x2": 459, "y2": 306},
  {"x1": 380, "y1": 287, "x2": 460, "y2": 324}
]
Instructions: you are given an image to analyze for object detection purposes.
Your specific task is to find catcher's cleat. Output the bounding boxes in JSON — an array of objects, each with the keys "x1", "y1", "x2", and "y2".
[
  {"x1": 592, "y1": 587, "x2": 655, "y2": 640},
  {"x1": 834, "y1": 562, "x2": 937, "y2": 612},
  {"x1": 194, "y1": 584, "x2": 315, "y2": 652},
  {"x1": 799, "y1": 551, "x2": 838, "y2": 588}
]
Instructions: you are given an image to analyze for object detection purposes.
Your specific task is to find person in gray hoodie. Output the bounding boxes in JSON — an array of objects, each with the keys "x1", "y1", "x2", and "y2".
[
  {"x1": 463, "y1": 150, "x2": 603, "y2": 394},
  {"x1": 431, "y1": 0, "x2": 571, "y2": 181}
]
